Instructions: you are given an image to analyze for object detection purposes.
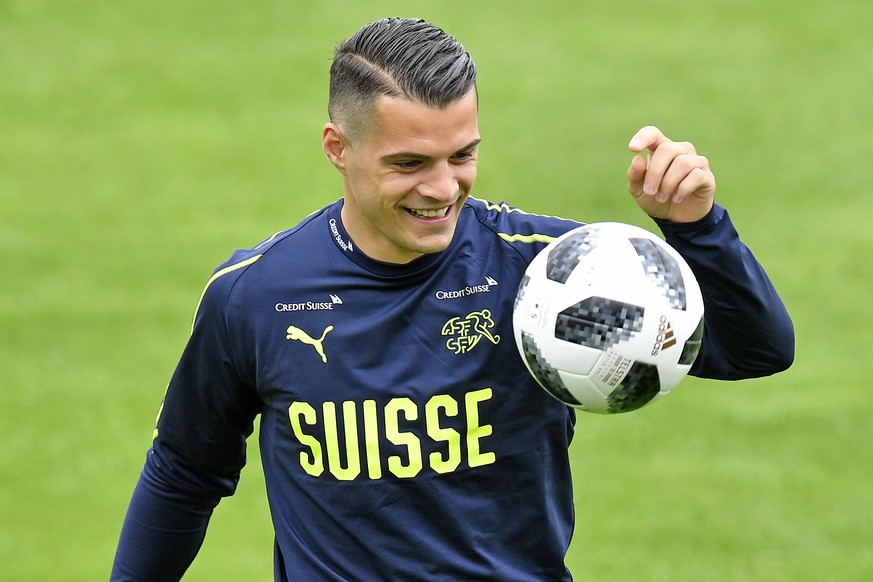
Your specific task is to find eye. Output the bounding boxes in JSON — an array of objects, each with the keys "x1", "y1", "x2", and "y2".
[
  {"x1": 393, "y1": 159, "x2": 423, "y2": 171},
  {"x1": 451, "y1": 148, "x2": 477, "y2": 163}
]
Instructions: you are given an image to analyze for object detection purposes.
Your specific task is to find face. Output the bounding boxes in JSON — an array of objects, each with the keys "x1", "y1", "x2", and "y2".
[{"x1": 323, "y1": 90, "x2": 480, "y2": 264}]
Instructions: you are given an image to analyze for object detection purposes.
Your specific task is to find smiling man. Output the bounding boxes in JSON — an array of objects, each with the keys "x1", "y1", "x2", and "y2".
[
  {"x1": 324, "y1": 90, "x2": 481, "y2": 263},
  {"x1": 111, "y1": 18, "x2": 794, "y2": 581}
]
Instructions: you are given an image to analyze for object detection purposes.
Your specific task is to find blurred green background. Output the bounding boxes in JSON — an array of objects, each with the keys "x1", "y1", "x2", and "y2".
[{"x1": 2, "y1": 1, "x2": 871, "y2": 580}]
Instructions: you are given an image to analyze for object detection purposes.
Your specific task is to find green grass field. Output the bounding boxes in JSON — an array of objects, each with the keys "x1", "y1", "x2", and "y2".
[{"x1": 2, "y1": 1, "x2": 871, "y2": 580}]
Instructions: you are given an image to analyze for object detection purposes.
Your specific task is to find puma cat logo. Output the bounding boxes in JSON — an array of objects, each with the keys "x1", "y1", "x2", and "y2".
[{"x1": 286, "y1": 325, "x2": 334, "y2": 363}]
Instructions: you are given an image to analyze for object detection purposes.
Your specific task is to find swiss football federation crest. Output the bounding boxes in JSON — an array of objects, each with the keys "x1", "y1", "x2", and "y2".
[{"x1": 441, "y1": 310, "x2": 501, "y2": 354}]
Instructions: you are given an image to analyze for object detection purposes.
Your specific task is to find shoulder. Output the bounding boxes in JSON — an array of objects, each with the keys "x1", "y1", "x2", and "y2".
[
  {"x1": 218, "y1": 201, "x2": 337, "y2": 276},
  {"x1": 463, "y1": 197, "x2": 583, "y2": 257},
  {"x1": 193, "y1": 202, "x2": 336, "y2": 321}
]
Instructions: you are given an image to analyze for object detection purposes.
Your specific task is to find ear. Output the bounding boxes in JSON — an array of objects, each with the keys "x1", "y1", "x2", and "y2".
[{"x1": 322, "y1": 123, "x2": 349, "y2": 173}]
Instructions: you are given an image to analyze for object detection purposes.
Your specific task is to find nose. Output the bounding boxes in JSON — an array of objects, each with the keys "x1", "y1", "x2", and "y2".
[{"x1": 419, "y1": 161, "x2": 460, "y2": 202}]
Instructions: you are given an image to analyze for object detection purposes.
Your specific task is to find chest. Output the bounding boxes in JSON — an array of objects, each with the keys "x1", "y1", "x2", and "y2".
[
  {"x1": 241, "y1": 234, "x2": 571, "y2": 483},
  {"x1": 245, "y1": 249, "x2": 528, "y2": 409}
]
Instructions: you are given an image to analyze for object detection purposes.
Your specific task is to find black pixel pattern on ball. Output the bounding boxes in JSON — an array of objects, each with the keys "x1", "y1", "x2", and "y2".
[
  {"x1": 514, "y1": 275, "x2": 530, "y2": 311},
  {"x1": 546, "y1": 228, "x2": 598, "y2": 283},
  {"x1": 629, "y1": 237, "x2": 687, "y2": 310},
  {"x1": 555, "y1": 297, "x2": 645, "y2": 351},
  {"x1": 607, "y1": 361, "x2": 661, "y2": 413},
  {"x1": 679, "y1": 316, "x2": 705, "y2": 365},
  {"x1": 520, "y1": 332, "x2": 581, "y2": 406}
]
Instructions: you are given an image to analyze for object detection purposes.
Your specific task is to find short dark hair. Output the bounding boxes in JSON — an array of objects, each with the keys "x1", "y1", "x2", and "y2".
[{"x1": 328, "y1": 18, "x2": 477, "y2": 140}]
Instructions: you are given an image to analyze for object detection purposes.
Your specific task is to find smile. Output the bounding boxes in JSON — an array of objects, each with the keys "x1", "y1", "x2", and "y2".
[{"x1": 406, "y1": 206, "x2": 450, "y2": 219}]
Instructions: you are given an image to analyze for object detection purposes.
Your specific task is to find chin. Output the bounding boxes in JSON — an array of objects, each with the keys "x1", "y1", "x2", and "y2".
[{"x1": 411, "y1": 234, "x2": 455, "y2": 257}]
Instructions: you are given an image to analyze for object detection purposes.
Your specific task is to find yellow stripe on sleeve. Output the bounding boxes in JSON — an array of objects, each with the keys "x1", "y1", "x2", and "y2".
[
  {"x1": 153, "y1": 254, "x2": 262, "y2": 441},
  {"x1": 497, "y1": 233, "x2": 556, "y2": 244},
  {"x1": 191, "y1": 254, "x2": 262, "y2": 333},
  {"x1": 475, "y1": 198, "x2": 564, "y2": 245},
  {"x1": 480, "y1": 200, "x2": 531, "y2": 214}
]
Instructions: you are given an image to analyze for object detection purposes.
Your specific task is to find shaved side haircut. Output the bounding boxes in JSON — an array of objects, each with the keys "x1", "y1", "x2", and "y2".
[{"x1": 328, "y1": 18, "x2": 478, "y2": 141}]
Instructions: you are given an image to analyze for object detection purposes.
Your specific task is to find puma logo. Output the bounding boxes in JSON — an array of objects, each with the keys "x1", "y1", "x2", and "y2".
[{"x1": 286, "y1": 325, "x2": 334, "y2": 363}]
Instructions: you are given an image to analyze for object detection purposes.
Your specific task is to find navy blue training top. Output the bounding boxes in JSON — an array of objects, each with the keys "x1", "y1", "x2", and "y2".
[{"x1": 111, "y1": 198, "x2": 793, "y2": 581}]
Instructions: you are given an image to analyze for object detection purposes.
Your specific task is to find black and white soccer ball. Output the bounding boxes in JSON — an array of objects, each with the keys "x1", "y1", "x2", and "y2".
[{"x1": 512, "y1": 222, "x2": 705, "y2": 414}]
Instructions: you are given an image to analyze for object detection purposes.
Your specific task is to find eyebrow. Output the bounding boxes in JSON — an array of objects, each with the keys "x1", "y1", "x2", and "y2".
[{"x1": 381, "y1": 138, "x2": 482, "y2": 163}]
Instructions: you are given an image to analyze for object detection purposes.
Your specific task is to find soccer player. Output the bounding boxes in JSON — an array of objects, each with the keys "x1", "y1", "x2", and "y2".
[{"x1": 111, "y1": 17, "x2": 794, "y2": 581}]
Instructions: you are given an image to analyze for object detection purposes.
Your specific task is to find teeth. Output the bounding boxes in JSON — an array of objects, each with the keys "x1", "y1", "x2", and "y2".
[{"x1": 409, "y1": 207, "x2": 449, "y2": 218}]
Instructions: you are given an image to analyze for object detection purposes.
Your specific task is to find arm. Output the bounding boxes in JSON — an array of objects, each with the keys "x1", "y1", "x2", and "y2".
[
  {"x1": 110, "y1": 453, "x2": 219, "y2": 581},
  {"x1": 626, "y1": 126, "x2": 794, "y2": 379},
  {"x1": 655, "y1": 205, "x2": 794, "y2": 379},
  {"x1": 112, "y1": 256, "x2": 262, "y2": 580}
]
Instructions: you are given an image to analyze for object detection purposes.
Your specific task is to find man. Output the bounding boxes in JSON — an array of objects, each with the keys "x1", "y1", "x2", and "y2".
[{"x1": 111, "y1": 18, "x2": 793, "y2": 581}]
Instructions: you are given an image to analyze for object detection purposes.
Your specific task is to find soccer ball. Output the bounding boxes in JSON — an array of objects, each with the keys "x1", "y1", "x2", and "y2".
[{"x1": 512, "y1": 222, "x2": 705, "y2": 414}]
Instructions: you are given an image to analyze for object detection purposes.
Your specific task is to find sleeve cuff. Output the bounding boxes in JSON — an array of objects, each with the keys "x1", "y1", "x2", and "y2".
[{"x1": 651, "y1": 204, "x2": 726, "y2": 239}]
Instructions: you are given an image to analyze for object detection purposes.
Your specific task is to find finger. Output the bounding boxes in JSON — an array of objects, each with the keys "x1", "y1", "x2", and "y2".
[
  {"x1": 628, "y1": 125, "x2": 669, "y2": 154},
  {"x1": 643, "y1": 141, "x2": 698, "y2": 199},
  {"x1": 673, "y1": 167, "x2": 715, "y2": 203},
  {"x1": 627, "y1": 155, "x2": 648, "y2": 197},
  {"x1": 657, "y1": 153, "x2": 709, "y2": 199}
]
